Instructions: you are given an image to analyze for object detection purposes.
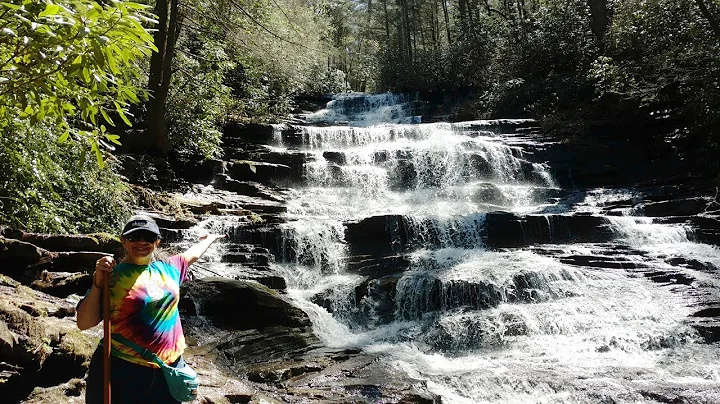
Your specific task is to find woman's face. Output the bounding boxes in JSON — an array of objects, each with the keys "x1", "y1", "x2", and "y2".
[{"x1": 121, "y1": 231, "x2": 160, "y2": 263}]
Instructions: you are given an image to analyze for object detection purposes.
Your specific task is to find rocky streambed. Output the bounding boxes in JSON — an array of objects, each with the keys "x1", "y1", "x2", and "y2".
[{"x1": 2, "y1": 99, "x2": 720, "y2": 403}]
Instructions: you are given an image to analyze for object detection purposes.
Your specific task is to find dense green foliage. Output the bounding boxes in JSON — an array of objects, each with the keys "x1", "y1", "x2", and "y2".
[
  {"x1": 338, "y1": 0, "x2": 720, "y2": 148},
  {"x1": 0, "y1": 0, "x2": 155, "y2": 232},
  {"x1": 0, "y1": 0, "x2": 335, "y2": 231},
  {"x1": 158, "y1": 0, "x2": 335, "y2": 159},
  {"x1": 0, "y1": 121, "x2": 132, "y2": 233},
  {"x1": 592, "y1": 0, "x2": 720, "y2": 136}
]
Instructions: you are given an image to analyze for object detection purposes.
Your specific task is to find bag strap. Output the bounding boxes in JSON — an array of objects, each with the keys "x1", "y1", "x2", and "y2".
[{"x1": 111, "y1": 333, "x2": 165, "y2": 367}]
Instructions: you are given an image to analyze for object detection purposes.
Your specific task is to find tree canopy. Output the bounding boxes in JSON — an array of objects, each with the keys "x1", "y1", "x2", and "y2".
[{"x1": 0, "y1": 0, "x2": 156, "y2": 167}]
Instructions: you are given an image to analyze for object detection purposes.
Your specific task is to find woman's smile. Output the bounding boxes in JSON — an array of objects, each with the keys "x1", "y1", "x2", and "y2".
[{"x1": 131, "y1": 242, "x2": 153, "y2": 257}]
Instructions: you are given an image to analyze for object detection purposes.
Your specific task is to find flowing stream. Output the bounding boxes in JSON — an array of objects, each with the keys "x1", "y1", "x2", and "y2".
[{"x1": 194, "y1": 94, "x2": 720, "y2": 403}]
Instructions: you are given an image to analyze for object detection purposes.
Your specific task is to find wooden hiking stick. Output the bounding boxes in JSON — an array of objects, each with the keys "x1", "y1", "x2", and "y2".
[{"x1": 103, "y1": 274, "x2": 111, "y2": 404}]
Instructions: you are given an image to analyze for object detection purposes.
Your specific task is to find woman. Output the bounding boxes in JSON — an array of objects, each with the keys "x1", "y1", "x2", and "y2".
[{"x1": 77, "y1": 214, "x2": 225, "y2": 403}]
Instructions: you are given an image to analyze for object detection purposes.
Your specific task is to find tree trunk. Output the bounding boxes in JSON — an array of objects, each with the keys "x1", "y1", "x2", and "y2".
[
  {"x1": 458, "y1": 0, "x2": 468, "y2": 37},
  {"x1": 441, "y1": 0, "x2": 451, "y2": 44},
  {"x1": 383, "y1": 0, "x2": 391, "y2": 39},
  {"x1": 695, "y1": 0, "x2": 720, "y2": 39},
  {"x1": 146, "y1": 0, "x2": 179, "y2": 156},
  {"x1": 587, "y1": 0, "x2": 609, "y2": 53}
]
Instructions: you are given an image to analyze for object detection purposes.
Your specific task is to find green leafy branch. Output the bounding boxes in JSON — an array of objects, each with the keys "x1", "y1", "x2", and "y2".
[{"x1": 0, "y1": 0, "x2": 157, "y2": 167}]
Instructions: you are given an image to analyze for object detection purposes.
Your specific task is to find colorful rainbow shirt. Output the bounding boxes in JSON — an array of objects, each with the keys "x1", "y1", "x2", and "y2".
[{"x1": 83, "y1": 255, "x2": 189, "y2": 368}]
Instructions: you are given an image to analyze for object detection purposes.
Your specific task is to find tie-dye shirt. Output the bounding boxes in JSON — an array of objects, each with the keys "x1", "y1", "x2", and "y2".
[{"x1": 83, "y1": 255, "x2": 189, "y2": 368}]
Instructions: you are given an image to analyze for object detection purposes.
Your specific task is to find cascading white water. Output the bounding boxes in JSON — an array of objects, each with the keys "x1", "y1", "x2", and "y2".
[
  {"x1": 301, "y1": 93, "x2": 421, "y2": 125},
  {"x1": 224, "y1": 95, "x2": 720, "y2": 402}
]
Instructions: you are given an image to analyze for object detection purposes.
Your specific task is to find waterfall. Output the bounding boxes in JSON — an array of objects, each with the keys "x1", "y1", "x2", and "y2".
[{"x1": 204, "y1": 94, "x2": 720, "y2": 402}]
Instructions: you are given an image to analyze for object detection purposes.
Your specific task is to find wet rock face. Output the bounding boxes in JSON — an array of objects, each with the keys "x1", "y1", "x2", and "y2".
[
  {"x1": 485, "y1": 212, "x2": 616, "y2": 247},
  {"x1": 243, "y1": 348, "x2": 442, "y2": 403},
  {"x1": 180, "y1": 278, "x2": 323, "y2": 371},
  {"x1": 181, "y1": 277, "x2": 311, "y2": 330}
]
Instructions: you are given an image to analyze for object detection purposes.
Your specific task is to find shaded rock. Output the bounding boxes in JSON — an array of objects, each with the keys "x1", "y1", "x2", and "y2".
[
  {"x1": 688, "y1": 215, "x2": 720, "y2": 246},
  {"x1": 225, "y1": 226, "x2": 287, "y2": 260},
  {"x1": 346, "y1": 254, "x2": 412, "y2": 278},
  {"x1": 323, "y1": 151, "x2": 346, "y2": 165},
  {"x1": 180, "y1": 277, "x2": 311, "y2": 330},
  {"x1": 31, "y1": 271, "x2": 92, "y2": 298},
  {"x1": 45, "y1": 251, "x2": 108, "y2": 274},
  {"x1": 345, "y1": 215, "x2": 407, "y2": 257},
  {"x1": 223, "y1": 122, "x2": 276, "y2": 145},
  {"x1": 141, "y1": 210, "x2": 198, "y2": 230},
  {"x1": 212, "y1": 175, "x2": 286, "y2": 203},
  {"x1": 1, "y1": 230, "x2": 121, "y2": 254},
  {"x1": 249, "y1": 150, "x2": 314, "y2": 169},
  {"x1": 560, "y1": 254, "x2": 651, "y2": 270},
  {"x1": 170, "y1": 157, "x2": 225, "y2": 185},
  {"x1": 222, "y1": 251, "x2": 273, "y2": 267},
  {"x1": 485, "y1": 212, "x2": 615, "y2": 248},
  {"x1": 345, "y1": 214, "x2": 485, "y2": 257},
  {"x1": 354, "y1": 275, "x2": 402, "y2": 324},
  {"x1": 0, "y1": 237, "x2": 52, "y2": 284},
  {"x1": 0, "y1": 281, "x2": 96, "y2": 403},
  {"x1": 226, "y1": 160, "x2": 293, "y2": 185},
  {"x1": 641, "y1": 197, "x2": 710, "y2": 217}
]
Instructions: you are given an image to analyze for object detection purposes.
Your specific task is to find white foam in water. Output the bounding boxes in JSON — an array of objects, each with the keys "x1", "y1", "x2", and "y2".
[
  {"x1": 354, "y1": 250, "x2": 717, "y2": 403},
  {"x1": 606, "y1": 216, "x2": 691, "y2": 245},
  {"x1": 286, "y1": 122, "x2": 555, "y2": 224},
  {"x1": 301, "y1": 93, "x2": 420, "y2": 126},
  {"x1": 238, "y1": 94, "x2": 720, "y2": 402}
]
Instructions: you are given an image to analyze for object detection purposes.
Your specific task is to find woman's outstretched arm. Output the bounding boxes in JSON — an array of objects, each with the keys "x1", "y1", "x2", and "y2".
[{"x1": 180, "y1": 234, "x2": 226, "y2": 266}]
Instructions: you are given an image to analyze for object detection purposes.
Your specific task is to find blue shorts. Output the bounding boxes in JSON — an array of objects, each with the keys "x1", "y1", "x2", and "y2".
[{"x1": 85, "y1": 345, "x2": 182, "y2": 404}]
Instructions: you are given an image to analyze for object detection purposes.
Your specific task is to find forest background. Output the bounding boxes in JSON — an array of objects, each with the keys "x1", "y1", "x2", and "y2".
[{"x1": 1, "y1": 0, "x2": 719, "y2": 234}]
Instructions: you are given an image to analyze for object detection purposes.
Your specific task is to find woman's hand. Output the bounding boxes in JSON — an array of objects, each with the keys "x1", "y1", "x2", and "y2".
[
  {"x1": 77, "y1": 255, "x2": 115, "y2": 330},
  {"x1": 93, "y1": 255, "x2": 116, "y2": 288},
  {"x1": 182, "y1": 234, "x2": 226, "y2": 265}
]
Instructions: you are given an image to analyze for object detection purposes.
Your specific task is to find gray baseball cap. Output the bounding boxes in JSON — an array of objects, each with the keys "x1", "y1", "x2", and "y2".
[{"x1": 121, "y1": 215, "x2": 161, "y2": 236}]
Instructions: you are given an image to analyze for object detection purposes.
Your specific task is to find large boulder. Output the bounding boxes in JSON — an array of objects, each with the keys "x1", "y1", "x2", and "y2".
[
  {"x1": 0, "y1": 237, "x2": 52, "y2": 284},
  {"x1": 180, "y1": 277, "x2": 311, "y2": 330},
  {"x1": 180, "y1": 278, "x2": 321, "y2": 366}
]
